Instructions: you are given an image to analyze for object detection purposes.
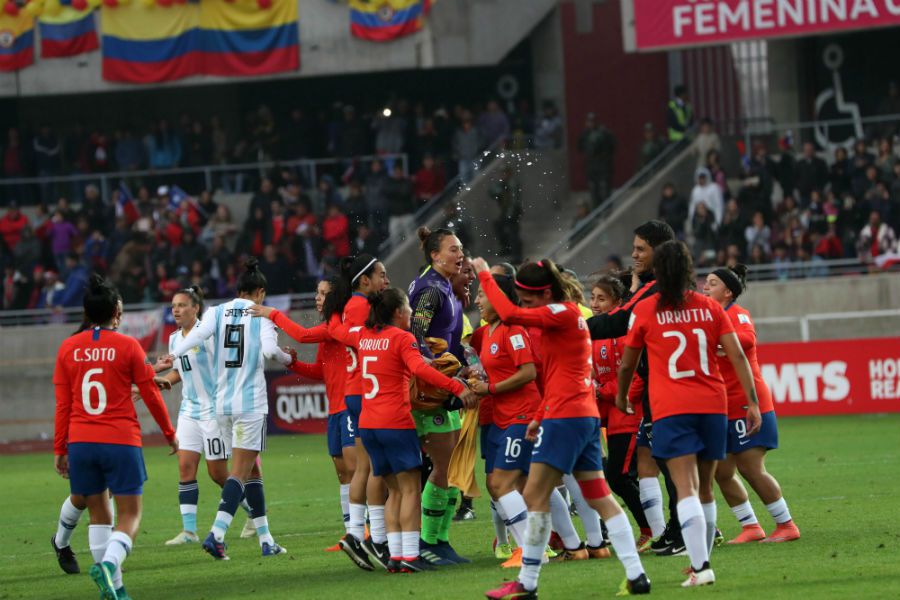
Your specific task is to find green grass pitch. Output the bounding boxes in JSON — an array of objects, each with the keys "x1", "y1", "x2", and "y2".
[{"x1": 2, "y1": 414, "x2": 899, "y2": 599}]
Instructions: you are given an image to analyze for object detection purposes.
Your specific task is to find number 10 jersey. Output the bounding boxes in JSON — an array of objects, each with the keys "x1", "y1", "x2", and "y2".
[{"x1": 169, "y1": 325, "x2": 217, "y2": 420}]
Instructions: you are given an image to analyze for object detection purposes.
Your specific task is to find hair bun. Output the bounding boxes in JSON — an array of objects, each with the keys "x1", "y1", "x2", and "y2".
[
  {"x1": 189, "y1": 284, "x2": 205, "y2": 300},
  {"x1": 367, "y1": 291, "x2": 384, "y2": 307},
  {"x1": 88, "y1": 273, "x2": 106, "y2": 292},
  {"x1": 730, "y1": 263, "x2": 748, "y2": 280},
  {"x1": 417, "y1": 226, "x2": 431, "y2": 244},
  {"x1": 244, "y1": 257, "x2": 260, "y2": 271}
]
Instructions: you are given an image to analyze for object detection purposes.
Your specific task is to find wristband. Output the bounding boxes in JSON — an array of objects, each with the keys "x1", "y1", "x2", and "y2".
[{"x1": 489, "y1": 383, "x2": 497, "y2": 395}]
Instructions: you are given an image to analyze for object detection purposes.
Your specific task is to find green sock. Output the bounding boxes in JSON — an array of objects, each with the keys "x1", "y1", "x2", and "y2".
[
  {"x1": 421, "y1": 481, "x2": 448, "y2": 544},
  {"x1": 438, "y1": 487, "x2": 459, "y2": 543}
]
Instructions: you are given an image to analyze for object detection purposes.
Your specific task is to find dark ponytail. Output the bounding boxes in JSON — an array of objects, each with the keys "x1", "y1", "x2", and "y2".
[
  {"x1": 176, "y1": 284, "x2": 205, "y2": 314},
  {"x1": 365, "y1": 287, "x2": 408, "y2": 330},
  {"x1": 237, "y1": 257, "x2": 267, "y2": 294},
  {"x1": 514, "y1": 258, "x2": 566, "y2": 302},
  {"x1": 82, "y1": 273, "x2": 120, "y2": 328},
  {"x1": 323, "y1": 254, "x2": 378, "y2": 322},
  {"x1": 418, "y1": 226, "x2": 455, "y2": 266},
  {"x1": 653, "y1": 240, "x2": 695, "y2": 310}
]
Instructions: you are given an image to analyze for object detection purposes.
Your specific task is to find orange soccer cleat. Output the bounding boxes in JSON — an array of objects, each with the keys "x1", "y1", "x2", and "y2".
[
  {"x1": 501, "y1": 547, "x2": 524, "y2": 568},
  {"x1": 324, "y1": 535, "x2": 345, "y2": 552},
  {"x1": 551, "y1": 542, "x2": 589, "y2": 562},
  {"x1": 587, "y1": 543, "x2": 612, "y2": 559},
  {"x1": 727, "y1": 524, "x2": 767, "y2": 544},
  {"x1": 761, "y1": 521, "x2": 800, "y2": 543}
]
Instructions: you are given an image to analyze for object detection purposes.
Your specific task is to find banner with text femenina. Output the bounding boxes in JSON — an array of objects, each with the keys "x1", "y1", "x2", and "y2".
[
  {"x1": 757, "y1": 337, "x2": 900, "y2": 417},
  {"x1": 631, "y1": 0, "x2": 900, "y2": 51}
]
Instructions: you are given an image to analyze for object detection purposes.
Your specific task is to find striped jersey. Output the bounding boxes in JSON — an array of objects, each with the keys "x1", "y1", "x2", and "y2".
[
  {"x1": 171, "y1": 298, "x2": 292, "y2": 416},
  {"x1": 168, "y1": 324, "x2": 217, "y2": 420}
]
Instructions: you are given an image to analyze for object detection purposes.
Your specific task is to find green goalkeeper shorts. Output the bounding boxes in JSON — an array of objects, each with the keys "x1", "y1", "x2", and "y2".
[{"x1": 413, "y1": 408, "x2": 462, "y2": 436}]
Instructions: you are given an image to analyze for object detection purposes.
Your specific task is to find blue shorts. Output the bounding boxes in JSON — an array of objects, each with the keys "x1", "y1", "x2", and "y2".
[
  {"x1": 480, "y1": 424, "x2": 491, "y2": 461},
  {"x1": 651, "y1": 413, "x2": 727, "y2": 461},
  {"x1": 531, "y1": 417, "x2": 603, "y2": 474},
  {"x1": 68, "y1": 442, "x2": 147, "y2": 496},
  {"x1": 485, "y1": 424, "x2": 534, "y2": 474},
  {"x1": 727, "y1": 410, "x2": 778, "y2": 455},
  {"x1": 327, "y1": 410, "x2": 356, "y2": 457},
  {"x1": 359, "y1": 428, "x2": 422, "y2": 477},
  {"x1": 636, "y1": 418, "x2": 653, "y2": 449},
  {"x1": 344, "y1": 395, "x2": 362, "y2": 436}
]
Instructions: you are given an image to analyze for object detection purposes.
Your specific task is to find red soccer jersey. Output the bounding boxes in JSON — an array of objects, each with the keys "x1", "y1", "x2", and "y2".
[
  {"x1": 470, "y1": 325, "x2": 493, "y2": 426},
  {"x1": 282, "y1": 323, "x2": 348, "y2": 415},
  {"x1": 625, "y1": 291, "x2": 734, "y2": 421},
  {"x1": 344, "y1": 326, "x2": 466, "y2": 429},
  {"x1": 338, "y1": 293, "x2": 371, "y2": 397},
  {"x1": 480, "y1": 323, "x2": 542, "y2": 429},
  {"x1": 478, "y1": 272, "x2": 597, "y2": 422},
  {"x1": 53, "y1": 328, "x2": 175, "y2": 454},
  {"x1": 718, "y1": 304, "x2": 775, "y2": 418},
  {"x1": 592, "y1": 337, "x2": 643, "y2": 435}
]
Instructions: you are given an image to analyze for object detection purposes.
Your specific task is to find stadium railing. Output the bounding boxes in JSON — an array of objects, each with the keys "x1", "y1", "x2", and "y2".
[
  {"x1": 694, "y1": 257, "x2": 895, "y2": 282},
  {"x1": 754, "y1": 308, "x2": 900, "y2": 343}
]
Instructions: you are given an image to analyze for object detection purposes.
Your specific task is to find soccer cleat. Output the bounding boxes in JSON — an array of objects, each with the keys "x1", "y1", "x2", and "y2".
[
  {"x1": 164, "y1": 531, "x2": 199, "y2": 546},
  {"x1": 501, "y1": 547, "x2": 549, "y2": 568},
  {"x1": 761, "y1": 521, "x2": 800, "y2": 543},
  {"x1": 339, "y1": 535, "x2": 374, "y2": 571},
  {"x1": 51, "y1": 535, "x2": 80, "y2": 574},
  {"x1": 636, "y1": 533, "x2": 653, "y2": 553},
  {"x1": 89, "y1": 562, "x2": 118, "y2": 600},
  {"x1": 202, "y1": 532, "x2": 229, "y2": 560},
  {"x1": 115, "y1": 586, "x2": 133, "y2": 600},
  {"x1": 547, "y1": 531, "x2": 564, "y2": 552},
  {"x1": 240, "y1": 518, "x2": 256, "y2": 539},
  {"x1": 616, "y1": 572, "x2": 652, "y2": 596},
  {"x1": 551, "y1": 542, "x2": 589, "y2": 562},
  {"x1": 419, "y1": 540, "x2": 456, "y2": 566},
  {"x1": 485, "y1": 580, "x2": 538, "y2": 599},
  {"x1": 544, "y1": 545, "x2": 559, "y2": 559},
  {"x1": 454, "y1": 506, "x2": 476, "y2": 521},
  {"x1": 681, "y1": 566, "x2": 716, "y2": 587},
  {"x1": 655, "y1": 538, "x2": 686, "y2": 557},
  {"x1": 587, "y1": 543, "x2": 612, "y2": 559},
  {"x1": 261, "y1": 542, "x2": 287, "y2": 556},
  {"x1": 714, "y1": 527, "x2": 725, "y2": 546},
  {"x1": 399, "y1": 557, "x2": 435, "y2": 572},
  {"x1": 649, "y1": 523, "x2": 675, "y2": 554},
  {"x1": 494, "y1": 542, "x2": 514, "y2": 560},
  {"x1": 727, "y1": 524, "x2": 767, "y2": 544},
  {"x1": 324, "y1": 536, "x2": 344, "y2": 552},
  {"x1": 363, "y1": 539, "x2": 391, "y2": 570},
  {"x1": 652, "y1": 525, "x2": 686, "y2": 556},
  {"x1": 437, "y1": 541, "x2": 470, "y2": 564},
  {"x1": 387, "y1": 558, "x2": 404, "y2": 573}
]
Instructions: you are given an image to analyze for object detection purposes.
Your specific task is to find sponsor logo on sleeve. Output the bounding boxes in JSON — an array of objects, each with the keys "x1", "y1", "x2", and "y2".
[
  {"x1": 547, "y1": 303, "x2": 566, "y2": 314},
  {"x1": 738, "y1": 313, "x2": 751, "y2": 325},
  {"x1": 509, "y1": 334, "x2": 525, "y2": 350}
]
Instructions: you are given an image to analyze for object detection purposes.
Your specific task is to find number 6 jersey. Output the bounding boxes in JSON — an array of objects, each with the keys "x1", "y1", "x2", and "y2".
[{"x1": 168, "y1": 325, "x2": 217, "y2": 420}]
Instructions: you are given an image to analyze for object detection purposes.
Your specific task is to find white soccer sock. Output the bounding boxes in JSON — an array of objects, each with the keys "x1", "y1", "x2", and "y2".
[
  {"x1": 677, "y1": 497, "x2": 708, "y2": 572},
  {"x1": 731, "y1": 500, "x2": 759, "y2": 526},
  {"x1": 639, "y1": 477, "x2": 666, "y2": 537},
  {"x1": 490, "y1": 501, "x2": 509, "y2": 545},
  {"x1": 368, "y1": 505, "x2": 387, "y2": 544},
  {"x1": 88, "y1": 524, "x2": 112, "y2": 563},
  {"x1": 102, "y1": 531, "x2": 132, "y2": 571},
  {"x1": 211, "y1": 511, "x2": 235, "y2": 542},
  {"x1": 55, "y1": 497, "x2": 84, "y2": 548},
  {"x1": 564, "y1": 474, "x2": 604, "y2": 547},
  {"x1": 701, "y1": 502, "x2": 717, "y2": 559},
  {"x1": 339, "y1": 484, "x2": 351, "y2": 533},
  {"x1": 518, "y1": 512, "x2": 551, "y2": 592},
  {"x1": 387, "y1": 532, "x2": 403, "y2": 560},
  {"x1": 766, "y1": 498, "x2": 792, "y2": 524},
  {"x1": 348, "y1": 503, "x2": 366, "y2": 541},
  {"x1": 549, "y1": 487, "x2": 581, "y2": 549},
  {"x1": 497, "y1": 491, "x2": 529, "y2": 547},
  {"x1": 401, "y1": 531, "x2": 420, "y2": 561},
  {"x1": 606, "y1": 512, "x2": 645, "y2": 580},
  {"x1": 253, "y1": 516, "x2": 275, "y2": 546}
]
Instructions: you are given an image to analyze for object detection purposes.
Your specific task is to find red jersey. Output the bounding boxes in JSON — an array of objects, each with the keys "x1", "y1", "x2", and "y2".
[
  {"x1": 344, "y1": 326, "x2": 466, "y2": 429},
  {"x1": 526, "y1": 326, "x2": 545, "y2": 396},
  {"x1": 275, "y1": 318, "x2": 348, "y2": 415},
  {"x1": 470, "y1": 325, "x2": 493, "y2": 426},
  {"x1": 335, "y1": 293, "x2": 370, "y2": 397},
  {"x1": 53, "y1": 328, "x2": 175, "y2": 454},
  {"x1": 480, "y1": 323, "x2": 542, "y2": 429},
  {"x1": 625, "y1": 291, "x2": 734, "y2": 421},
  {"x1": 479, "y1": 272, "x2": 597, "y2": 422},
  {"x1": 592, "y1": 337, "x2": 643, "y2": 435},
  {"x1": 718, "y1": 304, "x2": 774, "y2": 418}
]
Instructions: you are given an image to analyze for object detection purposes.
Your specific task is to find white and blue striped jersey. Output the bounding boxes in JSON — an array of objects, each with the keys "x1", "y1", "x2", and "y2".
[
  {"x1": 168, "y1": 325, "x2": 217, "y2": 420},
  {"x1": 171, "y1": 298, "x2": 292, "y2": 416}
]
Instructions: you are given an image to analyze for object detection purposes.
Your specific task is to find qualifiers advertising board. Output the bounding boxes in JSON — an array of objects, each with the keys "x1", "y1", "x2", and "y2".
[
  {"x1": 757, "y1": 337, "x2": 900, "y2": 417},
  {"x1": 630, "y1": 0, "x2": 900, "y2": 51},
  {"x1": 266, "y1": 371, "x2": 330, "y2": 434}
]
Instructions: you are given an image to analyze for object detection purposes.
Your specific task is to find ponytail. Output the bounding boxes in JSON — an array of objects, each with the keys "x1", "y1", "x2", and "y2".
[
  {"x1": 365, "y1": 287, "x2": 407, "y2": 330},
  {"x1": 653, "y1": 241, "x2": 694, "y2": 310},
  {"x1": 237, "y1": 257, "x2": 266, "y2": 294},
  {"x1": 82, "y1": 273, "x2": 120, "y2": 328}
]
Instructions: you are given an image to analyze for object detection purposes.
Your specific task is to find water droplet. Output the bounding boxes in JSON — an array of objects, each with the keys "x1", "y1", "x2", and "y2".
[{"x1": 526, "y1": 162, "x2": 533, "y2": 166}]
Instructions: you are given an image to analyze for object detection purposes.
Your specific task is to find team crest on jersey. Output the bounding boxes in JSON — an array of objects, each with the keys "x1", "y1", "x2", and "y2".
[
  {"x1": 433, "y1": 414, "x2": 445, "y2": 426},
  {"x1": 547, "y1": 303, "x2": 566, "y2": 314},
  {"x1": 738, "y1": 313, "x2": 751, "y2": 325},
  {"x1": 411, "y1": 341, "x2": 418, "y2": 349},
  {"x1": 600, "y1": 345, "x2": 608, "y2": 359},
  {"x1": 490, "y1": 343, "x2": 499, "y2": 355},
  {"x1": 509, "y1": 334, "x2": 525, "y2": 350}
]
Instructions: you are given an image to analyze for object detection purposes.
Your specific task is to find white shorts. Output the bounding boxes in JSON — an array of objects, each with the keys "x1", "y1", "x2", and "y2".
[
  {"x1": 217, "y1": 413, "x2": 267, "y2": 454},
  {"x1": 176, "y1": 414, "x2": 228, "y2": 460}
]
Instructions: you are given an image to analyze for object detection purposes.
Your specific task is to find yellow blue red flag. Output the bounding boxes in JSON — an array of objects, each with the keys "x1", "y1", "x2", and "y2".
[
  {"x1": 349, "y1": 0, "x2": 427, "y2": 42},
  {"x1": 39, "y1": 4, "x2": 98, "y2": 59},
  {"x1": 0, "y1": 11, "x2": 34, "y2": 72}
]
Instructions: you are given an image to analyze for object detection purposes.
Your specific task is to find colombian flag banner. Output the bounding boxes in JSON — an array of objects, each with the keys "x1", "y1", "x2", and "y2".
[
  {"x1": 0, "y1": 12, "x2": 35, "y2": 72},
  {"x1": 198, "y1": 0, "x2": 299, "y2": 77},
  {"x1": 350, "y1": 0, "x2": 426, "y2": 42},
  {"x1": 39, "y1": 6, "x2": 98, "y2": 59},
  {"x1": 101, "y1": 1, "x2": 201, "y2": 83}
]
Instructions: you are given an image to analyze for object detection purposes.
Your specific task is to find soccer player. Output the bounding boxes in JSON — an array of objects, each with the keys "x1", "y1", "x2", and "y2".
[
  {"x1": 617, "y1": 241, "x2": 762, "y2": 587},
  {"x1": 323, "y1": 254, "x2": 392, "y2": 570},
  {"x1": 53, "y1": 275, "x2": 178, "y2": 599},
  {"x1": 703, "y1": 265, "x2": 800, "y2": 544},
  {"x1": 338, "y1": 287, "x2": 476, "y2": 572},
  {"x1": 250, "y1": 277, "x2": 358, "y2": 549},
  {"x1": 407, "y1": 227, "x2": 470, "y2": 565},
  {"x1": 452, "y1": 254, "x2": 478, "y2": 522},
  {"x1": 171, "y1": 258, "x2": 293, "y2": 560},
  {"x1": 476, "y1": 258, "x2": 650, "y2": 599}
]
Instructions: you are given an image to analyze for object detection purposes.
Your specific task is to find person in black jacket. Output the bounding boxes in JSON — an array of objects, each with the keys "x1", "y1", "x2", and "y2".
[{"x1": 586, "y1": 219, "x2": 689, "y2": 555}]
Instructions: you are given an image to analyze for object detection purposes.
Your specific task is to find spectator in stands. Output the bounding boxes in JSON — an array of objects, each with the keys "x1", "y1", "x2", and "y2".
[
  {"x1": 270, "y1": 200, "x2": 288, "y2": 247},
  {"x1": 689, "y1": 201, "x2": 718, "y2": 266},
  {"x1": 175, "y1": 229, "x2": 207, "y2": 269},
  {"x1": 533, "y1": 100, "x2": 563, "y2": 151},
  {"x1": 83, "y1": 229, "x2": 108, "y2": 273},
  {"x1": 689, "y1": 167, "x2": 723, "y2": 225},
  {"x1": 452, "y1": 111, "x2": 482, "y2": 184},
  {"x1": 490, "y1": 166, "x2": 523, "y2": 264},
  {"x1": 13, "y1": 225, "x2": 40, "y2": 273},
  {"x1": 745, "y1": 211, "x2": 772, "y2": 258},
  {"x1": 364, "y1": 159, "x2": 389, "y2": 240},
  {"x1": 850, "y1": 139, "x2": 875, "y2": 199},
  {"x1": 875, "y1": 138, "x2": 898, "y2": 181},
  {"x1": 336, "y1": 105, "x2": 369, "y2": 158},
  {"x1": 185, "y1": 119, "x2": 212, "y2": 167},
  {"x1": 33, "y1": 125, "x2": 62, "y2": 203},
  {"x1": 250, "y1": 178, "x2": 277, "y2": 221},
  {"x1": 2, "y1": 262, "x2": 27, "y2": 310},
  {"x1": 87, "y1": 130, "x2": 112, "y2": 173},
  {"x1": 385, "y1": 161, "x2": 415, "y2": 243},
  {"x1": 374, "y1": 103, "x2": 408, "y2": 155},
  {"x1": 666, "y1": 85, "x2": 693, "y2": 143},
  {"x1": 876, "y1": 81, "x2": 900, "y2": 139},
  {"x1": 794, "y1": 141, "x2": 828, "y2": 207},
  {"x1": 718, "y1": 198, "x2": 747, "y2": 255},
  {"x1": 145, "y1": 119, "x2": 182, "y2": 170},
  {"x1": 3, "y1": 127, "x2": 27, "y2": 179},
  {"x1": 637, "y1": 122, "x2": 665, "y2": 169},
  {"x1": 282, "y1": 108, "x2": 315, "y2": 160},
  {"x1": 739, "y1": 141, "x2": 776, "y2": 223},
  {"x1": 477, "y1": 99, "x2": 510, "y2": 146},
  {"x1": 657, "y1": 182, "x2": 688, "y2": 238},
  {"x1": 45, "y1": 209, "x2": 78, "y2": 273},
  {"x1": 694, "y1": 118, "x2": 720, "y2": 167},
  {"x1": 706, "y1": 149, "x2": 729, "y2": 199},
  {"x1": 0, "y1": 202, "x2": 28, "y2": 253},
  {"x1": 59, "y1": 253, "x2": 89, "y2": 307},
  {"x1": 259, "y1": 244, "x2": 290, "y2": 295},
  {"x1": 865, "y1": 182, "x2": 893, "y2": 226},
  {"x1": 351, "y1": 223, "x2": 380, "y2": 256},
  {"x1": 311, "y1": 175, "x2": 342, "y2": 216},
  {"x1": 151, "y1": 262, "x2": 181, "y2": 303},
  {"x1": 343, "y1": 180, "x2": 369, "y2": 239},
  {"x1": 206, "y1": 235, "x2": 233, "y2": 285},
  {"x1": 830, "y1": 146, "x2": 852, "y2": 198},
  {"x1": 814, "y1": 221, "x2": 844, "y2": 260},
  {"x1": 413, "y1": 154, "x2": 446, "y2": 203},
  {"x1": 36, "y1": 269, "x2": 65, "y2": 309},
  {"x1": 106, "y1": 217, "x2": 131, "y2": 266},
  {"x1": 322, "y1": 204, "x2": 350, "y2": 259},
  {"x1": 857, "y1": 210, "x2": 897, "y2": 264},
  {"x1": 578, "y1": 112, "x2": 616, "y2": 207},
  {"x1": 241, "y1": 206, "x2": 272, "y2": 257},
  {"x1": 81, "y1": 184, "x2": 112, "y2": 235},
  {"x1": 115, "y1": 127, "x2": 145, "y2": 172},
  {"x1": 775, "y1": 135, "x2": 796, "y2": 201},
  {"x1": 201, "y1": 204, "x2": 238, "y2": 247},
  {"x1": 772, "y1": 242, "x2": 792, "y2": 280}
]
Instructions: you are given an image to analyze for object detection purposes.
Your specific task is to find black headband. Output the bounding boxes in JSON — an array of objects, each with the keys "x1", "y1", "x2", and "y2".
[{"x1": 712, "y1": 268, "x2": 743, "y2": 299}]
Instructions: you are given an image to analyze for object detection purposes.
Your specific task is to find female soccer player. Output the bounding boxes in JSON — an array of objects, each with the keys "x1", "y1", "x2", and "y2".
[
  {"x1": 407, "y1": 227, "x2": 468, "y2": 565},
  {"x1": 590, "y1": 275, "x2": 652, "y2": 548},
  {"x1": 703, "y1": 265, "x2": 800, "y2": 544},
  {"x1": 617, "y1": 241, "x2": 762, "y2": 587},
  {"x1": 54, "y1": 275, "x2": 178, "y2": 599},
  {"x1": 338, "y1": 288, "x2": 476, "y2": 572},
  {"x1": 171, "y1": 258, "x2": 293, "y2": 560},
  {"x1": 475, "y1": 258, "x2": 650, "y2": 599},
  {"x1": 251, "y1": 277, "x2": 359, "y2": 548},
  {"x1": 323, "y1": 254, "x2": 392, "y2": 569}
]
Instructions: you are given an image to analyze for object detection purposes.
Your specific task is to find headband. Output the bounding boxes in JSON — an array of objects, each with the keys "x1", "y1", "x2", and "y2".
[
  {"x1": 712, "y1": 268, "x2": 743, "y2": 299},
  {"x1": 351, "y1": 258, "x2": 378, "y2": 284},
  {"x1": 515, "y1": 281, "x2": 552, "y2": 291}
]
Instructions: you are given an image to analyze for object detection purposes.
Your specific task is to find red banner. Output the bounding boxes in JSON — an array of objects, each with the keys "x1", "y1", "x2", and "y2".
[
  {"x1": 266, "y1": 371, "x2": 330, "y2": 434},
  {"x1": 632, "y1": 0, "x2": 900, "y2": 51},
  {"x1": 757, "y1": 337, "x2": 900, "y2": 417}
]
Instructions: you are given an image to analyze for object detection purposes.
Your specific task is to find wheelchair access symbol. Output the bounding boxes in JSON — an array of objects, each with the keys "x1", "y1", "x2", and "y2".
[{"x1": 813, "y1": 44, "x2": 864, "y2": 152}]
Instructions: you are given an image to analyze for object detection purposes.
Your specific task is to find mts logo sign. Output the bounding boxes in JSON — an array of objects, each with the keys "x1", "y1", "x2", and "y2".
[{"x1": 760, "y1": 361, "x2": 850, "y2": 403}]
